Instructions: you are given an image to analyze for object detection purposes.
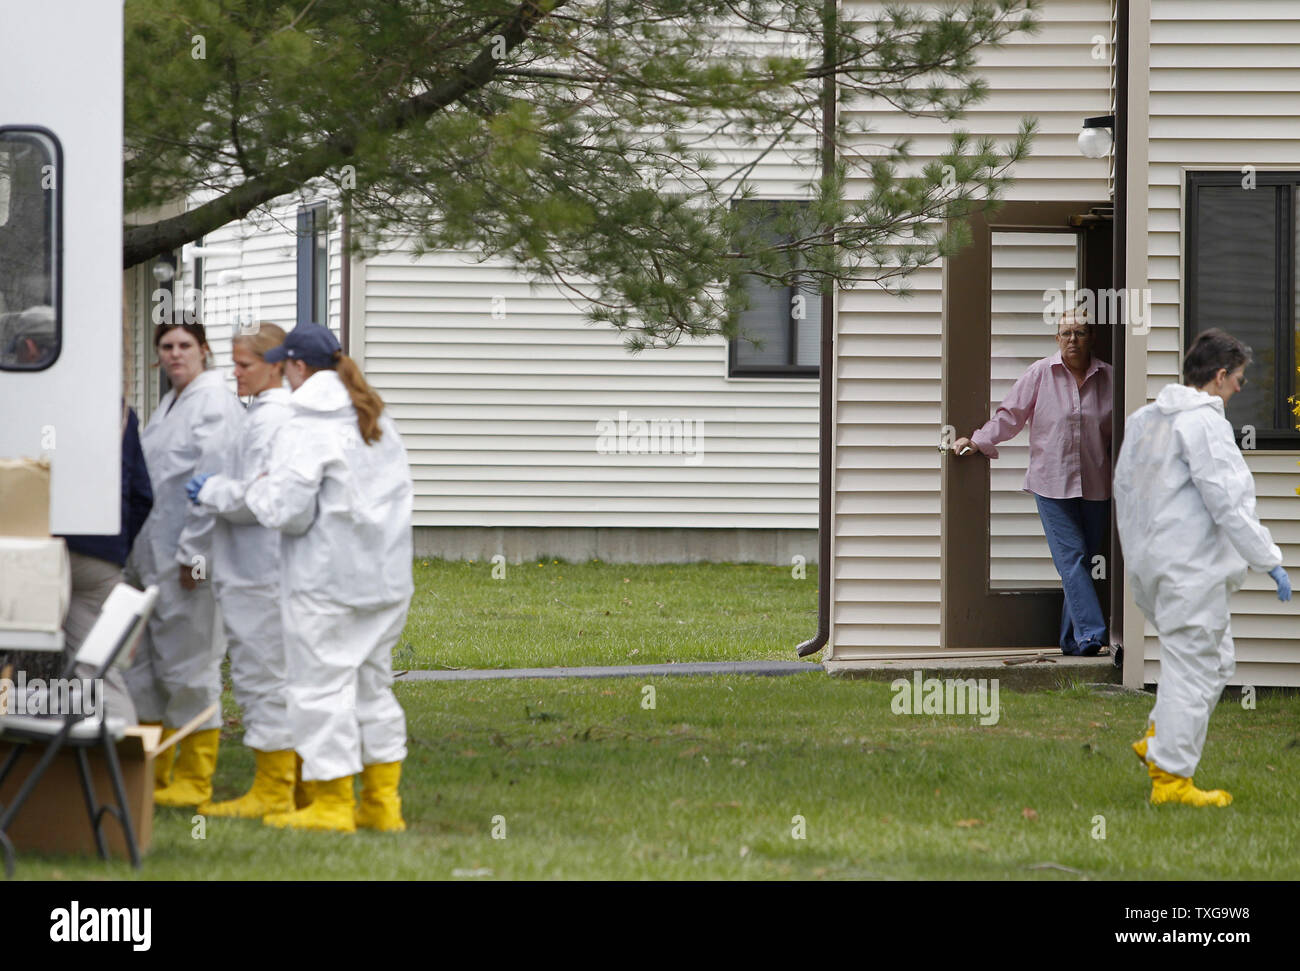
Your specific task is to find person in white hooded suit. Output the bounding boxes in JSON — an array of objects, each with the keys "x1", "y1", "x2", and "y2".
[
  {"x1": 1114, "y1": 328, "x2": 1290, "y2": 807},
  {"x1": 214, "y1": 322, "x2": 414, "y2": 833},
  {"x1": 126, "y1": 322, "x2": 243, "y2": 807},
  {"x1": 185, "y1": 323, "x2": 297, "y2": 818}
]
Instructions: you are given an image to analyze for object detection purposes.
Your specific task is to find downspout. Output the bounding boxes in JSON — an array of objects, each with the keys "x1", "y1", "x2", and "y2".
[
  {"x1": 1109, "y1": 0, "x2": 1129, "y2": 669},
  {"x1": 796, "y1": 0, "x2": 836, "y2": 658}
]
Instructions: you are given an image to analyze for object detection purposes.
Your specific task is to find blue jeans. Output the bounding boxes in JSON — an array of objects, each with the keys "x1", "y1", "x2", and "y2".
[{"x1": 1033, "y1": 494, "x2": 1109, "y2": 655}]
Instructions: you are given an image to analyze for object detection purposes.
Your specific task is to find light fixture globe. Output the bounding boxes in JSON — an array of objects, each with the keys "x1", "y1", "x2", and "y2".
[
  {"x1": 1078, "y1": 126, "x2": 1113, "y2": 159},
  {"x1": 1077, "y1": 114, "x2": 1116, "y2": 159}
]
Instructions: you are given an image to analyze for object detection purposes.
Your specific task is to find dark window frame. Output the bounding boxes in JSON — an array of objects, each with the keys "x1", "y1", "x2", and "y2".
[
  {"x1": 727, "y1": 198, "x2": 820, "y2": 379},
  {"x1": 1185, "y1": 170, "x2": 1299, "y2": 449},
  {"x1": 296, "y1": 201, "x2": 328, "y2": 327},
  {"x1": 0, "y1": 126, "x2": 63, "y2": 372}
]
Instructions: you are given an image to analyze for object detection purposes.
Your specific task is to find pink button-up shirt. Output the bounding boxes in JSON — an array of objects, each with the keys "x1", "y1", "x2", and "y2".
[{"x1": 970, "y1": 351, "x2": 1113, "y2": 500}]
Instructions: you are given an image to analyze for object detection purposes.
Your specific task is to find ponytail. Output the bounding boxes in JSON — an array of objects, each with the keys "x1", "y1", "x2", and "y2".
[{"x1": 330, "y1": 351, "x2": 385, "y2": 444}]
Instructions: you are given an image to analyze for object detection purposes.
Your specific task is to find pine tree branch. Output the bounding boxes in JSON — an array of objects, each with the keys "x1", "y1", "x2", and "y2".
[{"x1": 123, "y1": 0, "x2": 567, "y2": 267}]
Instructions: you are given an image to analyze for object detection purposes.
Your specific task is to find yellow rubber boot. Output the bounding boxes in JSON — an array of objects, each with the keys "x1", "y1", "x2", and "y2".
[
  {"x1": 293, "y1": 753, "x2": 314, "y2": 809},
  {"x1": 144, "y1": 723, "x2": 176, "y2": 790},
  {"x1": 199, "y1": 749, "x2": 296, "y2": 818},
  {"x1": 154, "y1": 729, "x2": 221, "y2": 807},
  {"x1": 355, "y1": 761, "x2": 406, "y2": 832},
  {"x1": 1131, "y1": 722, "x2": 1155, "y2": 764},
  {"x1": 1149, "y1": 763, "x2": 1233, "y2": 807},
  {"x1": 263, "y1": 775, "x2": 356, "y2": 833}
]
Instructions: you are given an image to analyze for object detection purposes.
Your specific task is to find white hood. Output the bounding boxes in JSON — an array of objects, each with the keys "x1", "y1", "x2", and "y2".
[
  {"x1": 292, "y1": 369, "x2": 351, "y2": 415},
  {"x1": 255, "y1": 385, "x2": 292, "y2": 407},
  {"x1": 1155, "y1": 382, "x2": 1223, "y2": 416}
]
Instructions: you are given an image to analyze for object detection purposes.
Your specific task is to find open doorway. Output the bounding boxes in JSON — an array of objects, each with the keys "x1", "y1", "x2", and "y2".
[{"x1": 939, "y1": 200, "x2": 1117, "y2": 651}]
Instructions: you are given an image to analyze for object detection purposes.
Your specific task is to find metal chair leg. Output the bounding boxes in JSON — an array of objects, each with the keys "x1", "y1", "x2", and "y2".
[
  {"x1": 0, "y1": 829, "x2": 14, "y2": 880},
  {"x1": 101, "y1": 731, "x2": 141, "y2": 869},
  {"x1": 0, "y1": 742, "x2": 25, "y2": 789},
  {"x1": 75, "y1": 747, "x2": 111, "y2": 862}
]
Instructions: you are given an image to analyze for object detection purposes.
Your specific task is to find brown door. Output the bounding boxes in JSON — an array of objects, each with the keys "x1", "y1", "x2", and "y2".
[{"x1": 940, "y1": 201, "x2": 1113, "y2": 650}]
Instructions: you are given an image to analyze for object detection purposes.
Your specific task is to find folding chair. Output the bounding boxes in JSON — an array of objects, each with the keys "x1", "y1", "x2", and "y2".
[{"x1": 0, "y1": 583, "x2": 158, "y2": 878}]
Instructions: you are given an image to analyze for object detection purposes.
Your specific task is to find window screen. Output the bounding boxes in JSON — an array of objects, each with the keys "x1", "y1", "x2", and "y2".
[{"x1": 1187, "y1": 172, "x2": 1297, "y2": 446}]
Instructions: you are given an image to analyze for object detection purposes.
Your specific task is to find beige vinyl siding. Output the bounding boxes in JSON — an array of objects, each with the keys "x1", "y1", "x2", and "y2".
[
  {"x1": 122, "y1": 262, "x2": 161, "y2": 422},
  {"x1": 1140, "y1": 0, "x2": 1300, "y2": 685},
  {"x1": 831, "y1": 0, "x2": 1114, "y2": 657},
  {"x1": 357, "y1": 248, "x2": 818, "y2": 528},
  {"x1": 328, "y1": 222, "x2": 342, "y2": 337}
]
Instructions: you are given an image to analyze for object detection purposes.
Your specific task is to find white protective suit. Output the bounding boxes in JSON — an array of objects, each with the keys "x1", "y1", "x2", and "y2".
[
  {"x1": 1114, "y1": 383, "x2": 1282, "y2": 778},
  {"x1": 240, "y1": 369, "x2": 414, "y2": 781},
  {"x1": 197, "y1": 386, "x2": 294, "y2": 752},
  {"x1": 126, "y1": 368, "x2": 243, "y2": 730}
]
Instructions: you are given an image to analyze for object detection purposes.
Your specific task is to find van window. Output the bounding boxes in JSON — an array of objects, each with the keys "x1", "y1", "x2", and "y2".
[{"x1": 0, "y1": 128, "x2": 60, "y2": 370}]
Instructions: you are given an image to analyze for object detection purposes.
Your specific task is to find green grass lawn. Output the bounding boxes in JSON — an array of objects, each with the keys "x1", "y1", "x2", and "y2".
[
  {"x1": 398, "y1": 558, "x2": 819, "y2": 669},
  {"x1": 14, "y1": 675, "x2": 1300, "y2": 880}
]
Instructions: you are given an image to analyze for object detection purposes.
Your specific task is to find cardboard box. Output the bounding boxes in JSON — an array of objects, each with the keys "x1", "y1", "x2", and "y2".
[
  {"x1": 0, "y1": 458, "x2": 51, "y2": 537},
  {"x1": 0, "y1": 707, "x2": 212, "y2": 862},
  {"x1": 0, "y1": 726, "x2": 158, "y2": 859},
  {"x1": 0, "y1": 536, "x2": 71, "y2": 632}
]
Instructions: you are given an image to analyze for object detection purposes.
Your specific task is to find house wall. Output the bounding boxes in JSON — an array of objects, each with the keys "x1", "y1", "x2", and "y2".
[
  {"x1": 353, "y1": 247, "x2": 819, "y2": 538},
  {"x1": 829, "y1": 0, "x2": 1115, "y2": 659},
  {"x1": 123, "y1": 262, "x2": 160, "y2": 421},
  {"x1": 1134, "y1": 0, "x2": 1300, "y2": 685}
]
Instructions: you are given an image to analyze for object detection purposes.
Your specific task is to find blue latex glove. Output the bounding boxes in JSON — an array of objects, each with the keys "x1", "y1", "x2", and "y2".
[
  {"x1": 1269, "y1": 565, "x2": 1291, "y2": 602},
  {"x1": 186, "y1": 473, "x2": 213, "y2": 506}
]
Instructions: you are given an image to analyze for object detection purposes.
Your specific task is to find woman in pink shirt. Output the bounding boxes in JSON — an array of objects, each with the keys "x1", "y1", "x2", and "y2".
[{"x1": 953, "y1": 310, "x2": 1113, "y2": 655}]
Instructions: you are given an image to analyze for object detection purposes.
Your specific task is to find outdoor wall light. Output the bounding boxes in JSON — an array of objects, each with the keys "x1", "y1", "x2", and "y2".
[
  {"x1": 151, "y1": 254, "x2": 177, "y2": 283},
  {"x1": 1078, "y1": 114, "x2": 1115, "y2": 159}
]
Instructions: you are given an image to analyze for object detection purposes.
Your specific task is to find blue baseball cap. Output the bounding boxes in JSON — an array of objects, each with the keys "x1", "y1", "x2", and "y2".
[{"x1": 264, "y1": 322, "x2": 341, "y2": 368}]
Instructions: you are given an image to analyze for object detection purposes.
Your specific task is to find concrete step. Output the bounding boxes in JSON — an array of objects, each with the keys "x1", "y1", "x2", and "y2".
[{"x1": 824, "y1": 653, "x2": 1122, "y2": 691}]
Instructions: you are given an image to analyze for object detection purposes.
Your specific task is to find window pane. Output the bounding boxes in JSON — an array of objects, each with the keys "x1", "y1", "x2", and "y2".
[
  {"x1": 729, "y1": 198, "x2": 818, "y2": 374},
  {"x1": 1192, "y1": 184, "x2": 1277, "y2": 432},
  {"x1": 0, "y1": 130, "x2": 59, "y2": 369},
  {"x1": 735, "y1": 275, "x2": 791, "y2": 367}
]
